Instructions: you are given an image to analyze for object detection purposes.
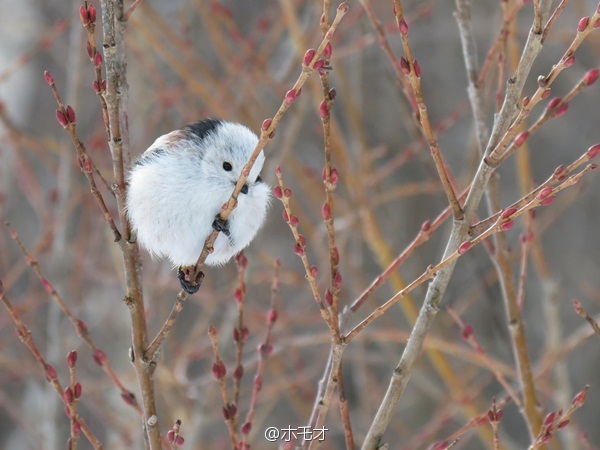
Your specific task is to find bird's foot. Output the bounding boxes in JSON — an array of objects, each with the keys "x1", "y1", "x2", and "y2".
[
  {"x1": 177, "y1": 266, "x2": 205, "y2": 294},
  {"x1": 212, "y1": 215, "x2": 230, "y2": 237}
]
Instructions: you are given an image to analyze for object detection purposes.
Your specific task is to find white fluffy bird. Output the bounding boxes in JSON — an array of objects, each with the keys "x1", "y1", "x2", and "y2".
[{"x1": 126, "y1": 119, "x2": 270, "y2": 293}]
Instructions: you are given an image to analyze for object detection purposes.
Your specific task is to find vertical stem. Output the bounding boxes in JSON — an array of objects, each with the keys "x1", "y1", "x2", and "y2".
[{"x1": 100, "y1": 1, "x2": 160, "y2": 448}]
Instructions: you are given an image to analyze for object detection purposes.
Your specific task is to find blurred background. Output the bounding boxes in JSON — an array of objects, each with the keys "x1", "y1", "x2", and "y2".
[{"x1": 1, "y1": 0, "x2": 599, "y2": 448}]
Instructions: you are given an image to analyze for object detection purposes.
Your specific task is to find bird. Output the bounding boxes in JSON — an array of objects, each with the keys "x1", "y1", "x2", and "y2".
[{"x1": 126, "y1": 118, "x2": 270, "y2": 294}]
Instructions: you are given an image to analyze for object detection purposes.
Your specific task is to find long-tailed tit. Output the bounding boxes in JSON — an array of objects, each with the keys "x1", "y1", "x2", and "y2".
[{"x1": 126, "y1": 118, "x2": 270, "y2": 294}]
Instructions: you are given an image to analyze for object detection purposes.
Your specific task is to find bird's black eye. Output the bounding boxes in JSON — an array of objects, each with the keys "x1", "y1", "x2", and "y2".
[
  {"x1": 256, "y1": 175, "x2": 263, "y2": 183},
  {"x1": 223, "y1": 162, "x2": 233, "y2": 171}
]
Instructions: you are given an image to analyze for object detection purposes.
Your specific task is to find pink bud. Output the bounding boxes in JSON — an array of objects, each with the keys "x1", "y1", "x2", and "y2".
[
  {"x1": 547, "y1": 97, "x2": 562, "y2": 109},
  {"x1": 586, "y1": 143, "x2": 600, "y2": 159},
  {"x1": 400, "y1": 57, "x2": 410, "y2": 75},
  {"x1": 273, "y1": 186, "x2": 283, "y2": 199},
  {"x1": 522, "y1": 96, "x2": 530, "y2": 107},
  {"x1": 88, "y1": 4, "x2": 97, "y2": 23},
  {"x1": 458, "y1": 241, "x2": 471, "y2": 255},
  {"x1": 233, "y1": 365, "x2": 243, "y2": 381},
  {"x1": 175, "y1": 436, "x2": 184, "y2": 447},
  {"x1": 319, "y1": 100, "x2": 329, "y2": 119},
  {"x1": 44, "y1": 70, "x2": 54, "y2": 85},
  {"x1": 332, "y1": 247, "x2": 339, "y2": 265},
  {"x1": 74, "y1": 382, "x2": 82, "y2": 398},
  {"x1": 583, "y1": 68, "x2": 599, "y2": 86},
  {"x1": 284, "y1": 89, "x2": 300, "y2": 105},
  {"x1": 261, "y1": 118, "x2": 272, "y2": 131},
  {"x1": 500, "y1": 207, "x2": 517, "y2": 219},
  {"x1": 73, "y1": 420, "x2": 81, "y2": 437},
  {"x1": 333, "y1": 271, "x2": 342, "y2": 289},
  {"x1": 222, "y1": 406, "x2": 230, "y2": 420},
  {"x1": 167, "y1": 430, "x2": 175, "y2": 442},
  {"x1": 544, "y1": 412, "x2": 556, "y2": 426},
  {"x1": 284, "y1": 187, "x2": 292, "y2": 198},
  {"x1": 538, "y1": 187, "x2": 553, "y2": 200},
  {"x1": 93, "y1": 349, "x2": 106, "y2": 366},
  {"x1": 461, "y1": 324, "x2": 474, "y2": 340},
  {"x1": 554, "y1": 165, "x2": 564, "y2": 176},
  {"x1": 79, "y1": 5, "x2": 90, "y2": 26},
  {"x1": 540, "y1": 196, "x2": 556, "y2": 206},
  {"x1": 322, "y1": 201, "x2": 331, "y2": 220},
  {"x1": 324, "y1": 289, "x2": 333, "y2": 306},
  {"x1": 77, "y1": 319, "x2": 88, "y2": 333},
  {"x1": 329, "y1": 167, "x2": 339, "y2": 185},
  {"x1": 421, "y1": 220, "x2": 431, "y2": 232},
  {"x1": 564, "y1": 55, "x2": 575, "y2": 67},
  {"x1": 323, "y1": 42, "x2": 332, "y2": 59},
  {"x1": 514, "y1": 131, "x2": 529, "y2": 147},
  {"x1": 267, "y1": 308, "x2": 278, "y2": 323},
  {"x1": 413, "y1": 59, "x2": 421, "y2": 77},
  {"x1": 398, "y1": 18, "x2": 409, "y2": 36},
  {"x1": 234, "y1": 289, "x2": 243, "y2": 304},
  {"x1": 303, "y1": 48, "x2": 316, "y2": 66},
  {"x1": 500, "y1": 220, "x2": 514, "y2": 231},
  {"x1": 212, "y1": 360, "x2": 226, "y2": 379},
  {"x1": 289, "y1": 215, "x2": 299, "y2": 227},
  {"x1": 56, "y1": 109, "x2": 68, "y2": 127},
  {"x1": 578, "y1": 16, "x2": 589, "y2": 32},
  {"x1": 207, "y1": 324, "x2": 217, "y2": 337},
  {"x1": 242, "y1": 422, "x2": 252, "y2": 435},
  {"x1": 554, "y1": 102, "x2": 569, "y2": 117},
  {"x1": 313, "y1": 59, "x2": 325, "y2": 71},
  {"x1": 94, "y1": 52, "x2": 103, "y2": 68},
  {"x1": 66, "y1": 105, "x2": 76, "y2": 123},
  {"x1": 282, "y1": 209, "x2": 289, "y2": 222},
  {"x1": 298, "y1": 234, "x2": 306, "y2": 247},
  {"x1": 64, "y1": 387, "x2": 74, "y2": 404},
  {"x1": 572, "y1": 387, "x2": 588, "y2": 406},
  {"x1": 310, "y1": 266, "x2": 318, "y2": 277},
  {"x1": 121, "y1": 392, "x2": 135, "y2": 405},
  {"x1": 496, "y1": 410, "x2": 503, "y2": 421},
  {"x1": 293, "y1": 244, "x2": 304, "y2": 256},
  {"x1": 254, "y1": 374, "x2": 262, "y2": 390},
  {"x1": 541, "y1": 88, "x2": 551, "y2": 98},
  {"x1": 573, "y1": 299, "x2": 583, "y2": 314},
  {"x1": 67, "y1": 350, "x2": 78, "y2": 368},
  {"x1": 337, "y1": 2, "x2": 349, "y2": 13},
  {"x1": 45, "y1": 364, "x2": 57, "y2": 381}
]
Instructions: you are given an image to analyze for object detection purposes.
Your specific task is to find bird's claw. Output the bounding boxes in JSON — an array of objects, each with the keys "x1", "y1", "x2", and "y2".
[{"x1": 177, "y1": 267, "x2": 205, "y2": 294}]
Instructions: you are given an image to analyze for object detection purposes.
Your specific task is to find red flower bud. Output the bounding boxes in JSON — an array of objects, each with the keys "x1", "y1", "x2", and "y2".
[
  {"x1": 421, "y1": 220, "x2": 431, "y2": 232},
  {"x1": 583, "y1": 68, "x2": 599, "y2": 86},
  {"x1": 500, "y1": 207, "x2": 517, "y2": 219},
  {"x1": 242, "y1": 422, "x2": 252, "y2": 435},
  {"x1": 323, "y1": 42, "x2": 332, "y2": 59},
  {"x1": 67, "y1": 350, "x2": 78, "y2": 368},
  {"x1": 45, "y1": 364, "x2": 57, "y2": 381},
  {"x1": 514, "y1": 131, "x2": 529, "y2": 147},
  {"x1": 79, "y1": 5, "x2": 90, "y2": 26},
  {"x1": 461, "y1": 324, "x2": 474, "y2": 340},
  {"x1": 64, "y1": 387, "x2": 74, "y2": 404},
  {"x1": 500, "y1": 220, "x2": 514, "y2": 231},
  {"x1": 267, "y1": 308, "x2": 278, "y2": 323},
  {"x1": 175, "y1": 436, "x2": 184, "y2": 447},
  {"x1": 94, "y1": 52, "x2": 103, "y2": 68},
  {"x1": 88, "y1": 4, "x2": 97, "y2": 24},
  {"x1": 289, "y1": 215, "x2": 299, "y2": 227},
  {"x1": 398, "y1": 18, "x2": 409, "y2": 36},
  {"x1": 284, "y1": 89, "x2": 300, "y2": 105},
  {"x1": 261, "y1": 118, "x2": 272, "y2": 131},
  {"x1": 540, "y1": 196, "x2": 556, "y2": 206},
  {"x1": 337, "y1": 2, "x2": 349, "y2": 13},
  {"x1": 322, "y1": 201, "x2": 331, "y2": 220},
  {"x1": 273, "y1": 186, "x2": 283, "y2": 199},
  {"x1": 541, "y1": 88, "x2": 551, "y2": 98},
  {"x1": 282, "y1": 209, "x2": 289, "y2": 222},
  {"x1": 554, "y1": 102, "x2": 569, "y2": 117},
  {"x1": 324, "y1": 289, "x2": 333, "y2": 306},
  {"x1": 458, "y1": 240, "x2": 471, "y2": 255},
  {"x1": 284, "y1": 187, "x2": 292, "y2": 198},
  {"x1": 564, "y1": 55, "x2": 575, "y2": 67},
  {"x1": 537, "y1": 186, "x2": 553, "y2": 200},
  {"x1": 293, "y1": 244, "x2": 304, "y2": 256},
  {"x1": 74, "y1": 382, "x2": 82, "y2": 398},
  {"x1": 56, "y1": 109, "x2": 68, "y2": 127},
  {"x1": 310, "y1": 266, "x2": 318, "y2": 278},
  {"x1": 303, "y1": 48, "x2": 316, "y2": 66},
  {"x1": 66, "y1": 105, "x2": 76, "y2": 123},
  {"x1": 233, "y1": 365, "x2": 243, "y2": 381},
  {"x1": 121, "y1": 392, "x2": 135, "y2": 405},
  {"x1": 413, "y1": 59, "x2": 421, "y2": 77},
  {"x1": 93, "y1": 349, "x2": 106, "y2": 366},
  {"x1": 332, "y1": 246, "x2": 339, "y2": 265},
  {"x1": 167, "y1": 430, "x2": 175, "y2": 442},
  {"x1": 333, "y1": 271, "x2": 342, "y2": 289},
  {"x1": 586, "y1": 143, "x2": 600, "y2": 159},
  {"x1": 578, "y1": 16, "x2": 589, "y2": 32},
  {"x1": 44, "y1": 70, "x2": 54, "y2": 85},
  {"x1": 212, "y1": 360, "x2": 226, "y2": 380},
  {"x1": 319, "y1": 100, "x2": 329, "y2": 119},
  {"x1": 547, "y1": 97, "x2": 562, "y2": 109},
  {"x1": 400, "y1": 57, "x2": 410, "y2": 75}
]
